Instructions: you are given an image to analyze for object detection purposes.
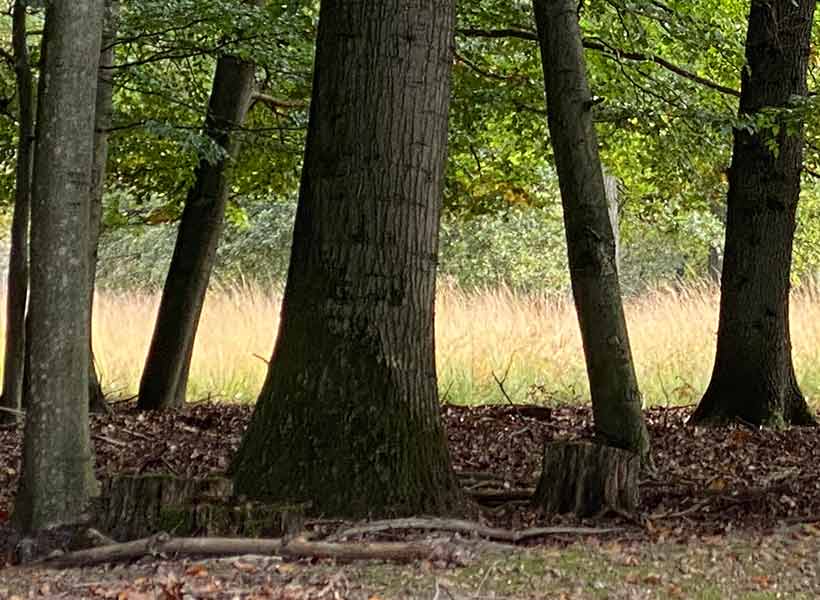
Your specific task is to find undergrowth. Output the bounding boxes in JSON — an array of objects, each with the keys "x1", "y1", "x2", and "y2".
[{"x1": 2, "y1": 281, "x2": 819, "y2": 408}]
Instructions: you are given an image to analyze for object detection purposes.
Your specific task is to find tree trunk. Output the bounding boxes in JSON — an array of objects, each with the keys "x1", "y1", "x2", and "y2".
[
  {"x1": 533, "y1": 441, "x2": 639, "y2": 517},
  {"x1": 87, "y1": 0, "x2": 118, "y2": 414},
  {"x1": 690, "y1": 0, "x2": 817, "y2": 427},
  {"x1": 1, "y1": 0, "x2": 34, "y2": 424},
  {"x1": 14, "y1": 0, "x2": 104, "y2": 533},
  {"x1": 231, "y1": 0, "x2": 463, "y2": 517},
  {"x1": 137, "y1": 53, "x2": 256, "y2": 411},
  {"x1": 532, "y1": 0, "x2": 649, "y2": 456}
]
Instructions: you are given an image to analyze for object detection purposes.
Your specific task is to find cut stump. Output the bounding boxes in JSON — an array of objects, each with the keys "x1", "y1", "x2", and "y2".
[
  {"x1": 533, "y1": 441, "x2": 639, "y2": 517},
  {"x1": 97, "y1": 474, "x2": 305, "y2": 541}
]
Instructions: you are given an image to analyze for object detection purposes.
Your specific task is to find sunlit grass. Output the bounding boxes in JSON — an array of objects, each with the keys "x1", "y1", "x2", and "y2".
[{"x1": 4, "y1": 280, "x2": 820, "y2": 407}]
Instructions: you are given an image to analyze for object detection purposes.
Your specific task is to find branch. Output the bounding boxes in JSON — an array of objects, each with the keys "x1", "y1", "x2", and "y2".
[
  {"x1": 41, "y1": 532, "x2": 463, "y2": 568},
  {"x1": 251, "y1": 92, "x2": 307, "y2": 110},
  {"x1": 330, "y1": 517, "x2": 623, "y2": 544},
  {"x1": 456, "y1": 28, "x2": 740, "y2": 98},
  {"x1": 454, "y1": 51, "x2": 511, "y2": 81}
]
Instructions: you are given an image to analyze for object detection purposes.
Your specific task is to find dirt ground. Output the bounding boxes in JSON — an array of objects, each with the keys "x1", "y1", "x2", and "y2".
[{"x1": 2, "y1": 402, "x2": 820, "y2": 598}]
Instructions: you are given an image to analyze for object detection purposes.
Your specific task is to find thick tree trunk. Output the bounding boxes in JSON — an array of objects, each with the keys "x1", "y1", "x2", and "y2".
[
  {"x1": 1, "y1": 0, "x2": 34, "y2": 424},
  {"x1": 137, "y1": 53, "x2": 256, "y2": 411},
  {"x1": 14, "y1": 1, "x2": 104, "y2": 533},
  {"x1": 690, "y1": 0, "x2": 816, "y2": 427},
  {"x1": 87, "y1": 0, "x2": 118, "y2": 414},
  {"x1": 533, "y1": 0, "x2": 649, "y2": 456},
  {"x1": 231, "y1": 0, "x2": 463, "y2": 517}
]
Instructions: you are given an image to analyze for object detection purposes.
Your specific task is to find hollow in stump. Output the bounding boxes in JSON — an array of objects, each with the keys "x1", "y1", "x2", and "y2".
[{"x1": 533, "y1": 441, "x2": 639, "y2": 517}]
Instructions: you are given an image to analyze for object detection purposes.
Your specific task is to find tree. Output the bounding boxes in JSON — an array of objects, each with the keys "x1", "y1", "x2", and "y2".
[
  {"x1": 14, "y1": 0, "x2": 104, "y2": 532},
  {"x1": 231, "y1": 0, "x2": 463, "y2": 516},
  {"x1": 137, "y1": 48, "x2": 257, "y2": 411},
  {"x1": 87, "y1": 0, "x2": 119, "y2": 413},
  {"x1": 690, "y1": 0, "x2": 817, "y2": 426},
  {"x1": 532, "y1": 0, "x2": 649, "y2": 456},
  {"x1": 0, "y1": 0, "x2": 35, "y2": 424}
]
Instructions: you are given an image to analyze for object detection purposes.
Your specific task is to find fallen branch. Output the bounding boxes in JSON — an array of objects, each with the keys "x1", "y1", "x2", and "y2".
[
  {"x1": 41, "y1": 533, "x2": 461, "y2": 568},
  {"x1": 41, "y1": 533, "x2": 283, "y2": 568},
  {"x1": 469, "y1": 489, "x2": 535, "y2": 503},
  {"x1": 281, "y1": 538, "x2": 460, "y2": 563},
  {"x1": 330, "y1": 517, "x2": 622, "y2": 544}
]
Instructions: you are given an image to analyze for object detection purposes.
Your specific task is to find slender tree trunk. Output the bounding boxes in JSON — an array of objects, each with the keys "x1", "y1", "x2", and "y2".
[
  {"x1": 533, "y1": 0, "x2": 649, "y2": 457},
  {"x1": 87, "y1": 0, "x2": 118, "y2": 414},
  {"x1": 137, "y1": 53, "x2": 256, "y2": 411},
  {"x1": 1, "y1": 0, "x2": 34, "y2": 424},
  {"x1": 14, "y1": 0, "x2": 103, "y2": 533},
  {"x1": 690, "y1": 0, "x2": 817, "y2": 426},
  {"x1": 231, "y1": 0, "x2": 463, "y2": 517}
]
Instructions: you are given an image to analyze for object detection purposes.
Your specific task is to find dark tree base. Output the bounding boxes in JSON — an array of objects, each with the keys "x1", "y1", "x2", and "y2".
[
  {"x1": 690, "y1": 380, "x2": 817, "y2": 428},
  {"x1": 533, "y1": 441, "x2": 639, "y2": 517},
  {"x1": 97, "y1": 474, "x2": 304, "y2": 541}
]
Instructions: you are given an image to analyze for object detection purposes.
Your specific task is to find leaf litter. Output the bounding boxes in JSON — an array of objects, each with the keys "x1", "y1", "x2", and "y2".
[{"x1": 2, "y1": 402, "x2": 820, "y2": 597}]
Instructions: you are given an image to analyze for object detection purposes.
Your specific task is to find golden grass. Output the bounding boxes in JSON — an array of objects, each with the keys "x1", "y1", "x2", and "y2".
[{"x1": 8, "y1": 281, "x2": 820, "y2": 406}]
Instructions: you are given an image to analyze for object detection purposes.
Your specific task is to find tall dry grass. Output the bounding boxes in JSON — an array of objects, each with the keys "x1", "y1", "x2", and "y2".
[{"x1": 5, "y1": 281, "x2": 820, "y2": 406}]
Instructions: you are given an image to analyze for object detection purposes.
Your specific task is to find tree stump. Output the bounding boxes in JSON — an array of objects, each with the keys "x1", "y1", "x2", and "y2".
[
  {"x1": 533, "y1": 441, "x2": 639, "y2": 517},
  {"x1": 96, "y1": 474, "x2": 304, "y2": 541}
]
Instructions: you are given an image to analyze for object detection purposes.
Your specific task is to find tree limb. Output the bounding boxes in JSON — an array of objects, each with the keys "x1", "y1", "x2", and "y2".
[
  {"x1": 41, "y1": 533, "x2": 462, "y2": 568},
  {"x1": 330, "y1": 517, "x2": 623, "y2": 543},
  {"x1": 456, "y1": 27, "x2": 740, "y2": 98}
]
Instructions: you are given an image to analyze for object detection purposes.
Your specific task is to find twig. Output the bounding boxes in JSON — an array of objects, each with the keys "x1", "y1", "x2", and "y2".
[
  {"x1": 475, "y1": 560, "x2": 499, "y2": 598},
  {"x1": 92, "y1": 434, "x2": 127, "y2": 448},
  {"x1": 329, "y1": 517, "x2": 622, "y2": 544},
  {"x1": 468, "y1": 489, "x2": 535, "y2": 503},
  {"x1": 252, "y1": 353, "x2": 270, "y2": 365},
  {"x1": 116, "y1": 427, "x2": 154, "y2": 442},
  {"x1": 491, "y1": 355, "x2": 518, "y2": 408},
  {"x1": 0, "y1": 405, "x2": 25, "y2": 416},
  {"x1": 649, "y1": 500, "x2": 709, "y2": 520}
]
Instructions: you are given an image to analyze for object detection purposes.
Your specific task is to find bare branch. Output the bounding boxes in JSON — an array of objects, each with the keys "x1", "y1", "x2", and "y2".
[{"x1": 456, "y1": 27, "x2": 740, "y2": 98}]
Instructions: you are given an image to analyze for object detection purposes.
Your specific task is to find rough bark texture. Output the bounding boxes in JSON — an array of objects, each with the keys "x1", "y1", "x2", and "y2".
[
  {"x1": 14, "y1": 0, "x2": 104, "y2": 533},
  {"x1": 690, "y1": 0, "x2": 817, "y2": 427},
  {"x1": 603, "y1": 171, "x2": 620, "y2": 273},
  {"x1": 533, "y1": 441, "x2": 639, "y2": 516},
  {"x1": 97, "y1": 475, "x2": 304, "y2": 540},
  {"x1": 533, "y1": 0, "x2": 649, "y2": 456},
  {"x1": 137, "y1": 53, "x2": 256, "y2": 411},
  {"x1": 87, "y1": 0, "x2": 119, "y2": 414},
  {"x1": 1, "y1": 0, "x2": 34, "y2": 424},
  {"x1": 231, "y1": 0, "x2": 463, "y2": 517}
]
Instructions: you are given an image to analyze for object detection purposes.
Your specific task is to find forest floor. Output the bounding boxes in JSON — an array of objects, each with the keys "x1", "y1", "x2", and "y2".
[{"x1": 1, "y1": 402, "x2": 820, "y2": 598}]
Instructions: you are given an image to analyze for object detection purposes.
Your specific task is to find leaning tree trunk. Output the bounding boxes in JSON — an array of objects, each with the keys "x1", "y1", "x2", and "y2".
[
  {"x1": 137, "y1": 52, "x2": 256, "y2": 411},
  {"x1": 0, "y1": 0, "x2": 34, "y2": 424},
  {"x1": 231, "y1": 0, "x2": 463, "y2": 517},
  {"x1": 690, "y1": 0, "x2": 817, "y2": 427},
  {"x1": 533, "y1": 0, "x2": 649, "y2": 456},
  {"x1": 87, "y1": 0, "x2": 119, "y2": 414},
  {"x1": 14, "y1": 0, "x2": 103, "y2": 533}
]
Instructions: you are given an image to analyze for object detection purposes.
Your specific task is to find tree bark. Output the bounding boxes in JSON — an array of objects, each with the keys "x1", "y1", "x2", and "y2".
[
  {"x1": 1, "y1": 0, "x2": 34, "y2": 424},
  {"x1": 231, "y1": 0, "x2": 463, "y2": 517},
  {"x1": 533, "y1": 441, "x2": 639, "y2": 516},
  {"x1": 87, "y1": 0, "x2": 119, "y2": 414},
  {"x1": 137, "y1": 52, "x2": 256, "y2": 411},
  {"x1": 690, "y1": 0, "x2": 817, "y2": 427},
  {"x1": 14, "y1": 0, "x2": 104, "y2": 533},
  {"x1": 532, "y1": 0, "x2": 649, "y2": 456}
]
